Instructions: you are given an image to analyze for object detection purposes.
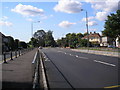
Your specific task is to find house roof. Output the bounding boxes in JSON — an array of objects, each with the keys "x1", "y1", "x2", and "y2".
[{"x1": 82, "y1": 32, "x2": 101, "y2": 39}]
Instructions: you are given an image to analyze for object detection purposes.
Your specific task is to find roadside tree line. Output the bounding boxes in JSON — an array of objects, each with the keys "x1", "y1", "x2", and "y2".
[
  {"x1": 28, "y1": 10, "x2": 120, "y2": 48},
  {"x1": 2, "y1": 35, "x2": 28, "y2": 52},
  {"x1": 57, "y1": 10, "x2": 120, "y2": 48},
  {"x1": 57, "y1": 33, "x2": 90, "y2": 48}
]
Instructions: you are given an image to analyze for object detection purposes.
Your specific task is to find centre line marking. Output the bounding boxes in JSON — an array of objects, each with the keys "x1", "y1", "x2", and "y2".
[{"x1": 94, "y1": 60, "x2": 116, "y2": 67}]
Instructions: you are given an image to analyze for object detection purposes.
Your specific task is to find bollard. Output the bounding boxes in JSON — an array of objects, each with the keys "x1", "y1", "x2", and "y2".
[
  {"x1": 3, "y1": 52, "x2": 7, "y2": 63},
  {"x1": 15, "y1": 50, "x2": 17, "y2": 58},
  {"x1": 21, "y1": 50, "x2": 23, "y2": 55},
  {"x1": 19, "y1": 50, "x2": 20, "y2": 56},
  {"x1": 10, "y1": 51, "x2": 13, "y2": 60}
]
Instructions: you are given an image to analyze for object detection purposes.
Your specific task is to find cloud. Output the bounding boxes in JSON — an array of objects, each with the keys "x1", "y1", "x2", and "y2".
[
  {"x1": 95, "y1": 11, "x2": 108, "y2": 21},
  {"x1": 81, "y1": 16, "x2": 95, "y2": 22},
  {"x1": 0, "y1": 21, "x2": 13, "y2": 26},
  {"x1": 11, "y1": 4, "x2": 44, "y2": 16},
  {"x1": 91, "y1": 0, "x2": 119, "y2": 12},
  {"x1": 84, "y1": 28, "x2": 97, "y2": 32},
  {"x1": 85, "y1": 0, "x2": 119, "y2": 21},
  {"x1": 88, "y1": 21, "x2": 97, "y2": 26},
  {"x1": 1, "y1": 16, "x2": 8, "y2": 21},
  {"x1": 54, "y1": 0, "x2": 82, "y2": 13},
  {"x1": 81, "y1": 16, "x2": 97, "y2": 26},
  {"x1": 26, "y1": 18, "x2": 33, "y2": 22},
  {"x1": 58, "y1": 21, "x2": 76, "y2": 28}
]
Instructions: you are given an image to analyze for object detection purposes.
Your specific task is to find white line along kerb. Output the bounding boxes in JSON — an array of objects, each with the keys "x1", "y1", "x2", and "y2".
[{"x1": 94, "y1": 60, "x2": 116, "y2": 67}]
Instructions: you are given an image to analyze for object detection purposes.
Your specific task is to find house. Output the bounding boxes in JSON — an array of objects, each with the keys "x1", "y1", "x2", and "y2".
[
  {"x1": 100, "y1": 36, "x2": 112, "y2": 47},
  {"x1": 82, "y1": 32, "x2": 101, "y2": 46},
  {"x1": 116, "y1": 37, "x2": 120, "y2": 48},
  {"x1": 0, "y1": 32, "x2": 9, "y2": 52},
  {"x1": 0, "y1": 32, "x2": 2, "y2": 54},
  {"x1": 100, "y1": 36, "x2": 120, "y2": 48}
]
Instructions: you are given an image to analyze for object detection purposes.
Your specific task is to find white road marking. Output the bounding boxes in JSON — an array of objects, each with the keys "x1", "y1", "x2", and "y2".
[
  {"x1": 76, "y1": 55, "x2": 79, "y2": 57},
  {"x1": 57, "y1": 51, "x2": 88, "y2": 60},
  {"x1": 78, "y1": 57, "x2": 88, "y2": 59},
  {"x1": 45, "y1": 58, "x2": 50, "y2": 61},
  {"x1": 57, "y1": 51, "x2": 62, "y2": 52},
  {"x1": 94, "y1": 60, "x2": 116, "y2": 67}
]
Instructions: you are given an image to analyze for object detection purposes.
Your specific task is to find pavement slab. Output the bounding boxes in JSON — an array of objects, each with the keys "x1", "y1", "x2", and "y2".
[{"x1": 2, "y1": 48, "x2": 37, "y2": 90}]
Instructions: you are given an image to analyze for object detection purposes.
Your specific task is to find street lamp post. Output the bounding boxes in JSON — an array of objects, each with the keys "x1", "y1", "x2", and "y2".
[
  {"x1": 31, "y1": 21, "x2": 40, "y2": 47},
  {"x1": 81, "y1": 9, "x2": 89, "y2": 51},
  {"x1": 31, "y1": 21, "x2": 40, "y2": 38}
]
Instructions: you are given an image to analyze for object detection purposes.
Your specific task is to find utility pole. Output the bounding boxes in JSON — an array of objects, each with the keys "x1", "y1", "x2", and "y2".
[{"x1": 81, "y1": 9, "x2": 89, "y2": 51}]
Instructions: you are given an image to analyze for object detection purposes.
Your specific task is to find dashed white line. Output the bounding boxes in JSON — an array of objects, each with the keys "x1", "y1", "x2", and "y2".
[
  {"x1": 57, "y1": 51, "x2": 88, "y2": 59},
  {"x1": 76, "y1": 55, "x2": 79, "y2": 57},
  {"x1": 94, "y1": 60, "x2": 116, "y2": 67},
  {"x1": 78, "y1": 57, "x2": 88, "y2": 59}
]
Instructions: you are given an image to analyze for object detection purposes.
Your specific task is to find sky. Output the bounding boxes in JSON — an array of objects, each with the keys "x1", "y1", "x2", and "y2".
[{"x1": 0, "y1": 0, "x2": 119, "y2": 42}]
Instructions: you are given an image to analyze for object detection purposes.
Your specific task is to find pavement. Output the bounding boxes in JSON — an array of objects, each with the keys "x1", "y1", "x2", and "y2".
[
  {"x1": 71, "y1": 49, "x2": 119, "y2": 57},
  {"x1": 2, "y1": 48, "x2": 37, "y2": 90},
  {"x1": 41, "y1": 48, "x2": 119, "y2": 89}
]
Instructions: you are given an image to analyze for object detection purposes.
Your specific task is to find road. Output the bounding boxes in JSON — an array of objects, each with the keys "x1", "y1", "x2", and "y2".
[{"x1": 41, "y1": 47, "x2": 119, "y2": 88}]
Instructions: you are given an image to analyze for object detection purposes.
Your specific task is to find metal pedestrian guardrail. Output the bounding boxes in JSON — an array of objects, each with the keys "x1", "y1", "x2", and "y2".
[
  {"x1": 2, "y1": 48, "x2": 34, "y2": 64},
  {"x1": 32, "y1": 48, "x2": 48, "y2": 90}
]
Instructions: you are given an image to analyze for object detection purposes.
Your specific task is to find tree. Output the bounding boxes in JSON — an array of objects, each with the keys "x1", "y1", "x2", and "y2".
[
  {"x1": 19, "y1": 41, "x2": 27, "y2": 49},
  {"x1": 102, "y1": 10, "x2": 120, "y2": 45},
  {"x1": 14, "y1": 39, "x2": 20, "y2": 49},
  {"x1": 45, "y1": 30, "x2": 56, "y2": 47},
  {"x1": 34, "y1": 30, "x2": 46, "y2": 47},
  {"x1": 7, "y1": 36, "x2": 15, "y2": 51},
  {"x1": 34, "y1": 30, "x2": 46, "y2": 39},
  {"x1": 83, "y1": 32, "x2": 88, "y2": 36},
  {"x1": 76, "y1": 33, "x2": 84, "y2": 38},
  {"x1": 30, "y1": 37, "x2": 39, "y2": 47},
  {"x1": 79, "y1": 39, "x2": 88, "y2": 47}
]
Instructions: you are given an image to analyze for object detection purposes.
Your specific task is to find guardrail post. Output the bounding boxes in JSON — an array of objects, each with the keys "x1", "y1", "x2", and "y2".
[
  {"x1": 19, "y1": 50, "x2": 20, "y2": 56},
  {"x1": 3, "y1": 52, "x2": 7, "y2": 63},
  {"x1": 15, "y1": 50, "x2": 17, "y2": 58},
  {"x1": 10, "y1": 51, "x2": 13, "y2": 60},
  {"x1": 21, "y1": 49, "x2": 23, "y2": 55}
]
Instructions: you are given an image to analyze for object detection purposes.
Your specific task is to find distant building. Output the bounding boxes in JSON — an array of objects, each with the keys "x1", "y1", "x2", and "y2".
[
  {"x1": 116, "y1": 37, "x2": 120, "y2": 48},
  {"x1": 100, "y1": 36, "x2": 112, "y2": 47},
  {"x1": 0, "y1": 32, "x2": 9, "y2": 52},
  {"x1": 82, "y1": 32, "x2": 101, "y2": 46}
]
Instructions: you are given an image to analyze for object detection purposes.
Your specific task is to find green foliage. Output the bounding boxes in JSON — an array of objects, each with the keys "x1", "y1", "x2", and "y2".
[
  {"x1": 44, "y1": 30, "x2": 56, "y2": 47},
  {"x1": 102, "y1": 10, "x2": 120, "y2": 43},
  {"x1": 14, "y1": 39, "x2": 19, "y2": 49},
  {"x1": 30, "y1": 30, "x2": 56, "y2": 47},
  {"x1": 7, "y1": 36, "x2": 15, "y2": 50},
  {"x1": 19, "y1": 41, "x2": 27, "y2": 49},
  {"x1": 83, "y1": 32, "x2": 88, "y2": 36},
  {"x1": 30, "y1": 37, "x2": 39, "y2": 47},
  {"x1": 57, "y1": 33, "x2": 89, "y2": 48}
]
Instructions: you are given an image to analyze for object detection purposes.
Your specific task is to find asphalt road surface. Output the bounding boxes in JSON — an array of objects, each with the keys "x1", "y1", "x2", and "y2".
[{"x1": 41, "y1": 47, "x2": 119, "y2": 89}]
